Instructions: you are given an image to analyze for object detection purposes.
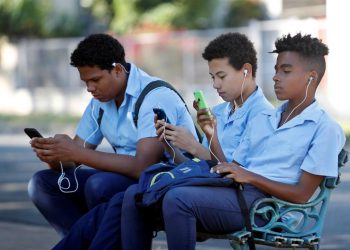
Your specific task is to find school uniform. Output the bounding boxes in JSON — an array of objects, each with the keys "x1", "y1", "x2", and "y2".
[
  {"x1": 28, "y1": 63, "x2": 198, "y2": 237},
  {"x1": 202, "y1": 87, "x2": 273, "y2": 162},
  {"x1": 122, "y1": 101, "x2": 345, "y2": 250},
  {"x1": 53, "y1": 86, "x2": 273, "y2": 249}
]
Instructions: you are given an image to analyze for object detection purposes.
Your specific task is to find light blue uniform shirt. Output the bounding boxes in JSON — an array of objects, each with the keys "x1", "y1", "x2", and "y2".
[
  {"x1": 76, "y1": 63, "x2": 198, "y2": 156},
  {"x1": 233, "y1": 101, "x2": 346, "y2": 184},
  {"x1": 202, "y1": 87, "x2": 273, "y2": 162}
]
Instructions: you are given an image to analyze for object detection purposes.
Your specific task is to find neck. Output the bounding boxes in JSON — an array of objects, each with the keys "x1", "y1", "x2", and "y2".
[{"x1": 233, "y1": 82, "x2": 257, "y2": 107}]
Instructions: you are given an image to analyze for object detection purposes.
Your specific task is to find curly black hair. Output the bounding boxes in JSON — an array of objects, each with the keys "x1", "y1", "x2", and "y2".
[
  {"x1": 202, "y1": 32, "x2": 257, "y2": 77},
  {"x1": 271, "y1": 33, "x2": 329, "y2": 82},
  {"x1": 70, "y1": 33, "x2": 126, "y2": 71}
]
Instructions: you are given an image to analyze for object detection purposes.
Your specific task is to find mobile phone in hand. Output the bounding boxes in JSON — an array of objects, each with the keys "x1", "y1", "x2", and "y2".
[
  {"x1": 24, "y1": 128, "x2": 43, "y2": 139},
  {"x1": 193, "y1": 90, "x2": 209, "y2": 110},
  {"x1": 153, "y1": 108, "x2": 170, "y2": 123}
]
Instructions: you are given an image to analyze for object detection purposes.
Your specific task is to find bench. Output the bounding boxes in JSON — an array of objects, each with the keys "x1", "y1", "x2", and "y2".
[{"x1": 198, "y1": 148, "x2": 349, "y2": 250}]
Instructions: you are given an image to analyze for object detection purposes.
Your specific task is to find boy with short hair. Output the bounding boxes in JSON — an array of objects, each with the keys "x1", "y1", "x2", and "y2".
[{"x1": 27, "y1": 33, "x2": 198, "y2": 237}]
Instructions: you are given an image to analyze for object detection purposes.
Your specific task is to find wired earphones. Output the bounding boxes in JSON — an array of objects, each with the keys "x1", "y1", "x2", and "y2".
[
  {"x1": 57, "y1": 104, "x2": 100, "y2": 193},
  {"x1": 281, "y1": 76, "x2": 313, "y2": 126}
]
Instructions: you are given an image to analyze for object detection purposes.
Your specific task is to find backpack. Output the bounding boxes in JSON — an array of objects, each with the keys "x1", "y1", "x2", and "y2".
[
  {"x1": 134, "y1": 159, "x2": 234, "y2": 208},
  {"x1": 132, "y1": 80, "x2": 202, "y2": 142}
]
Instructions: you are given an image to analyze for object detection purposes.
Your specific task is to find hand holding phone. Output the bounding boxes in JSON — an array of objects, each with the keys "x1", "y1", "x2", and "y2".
[
  {"x1": 24, "y1": 128, "x2": 43, "y2": 139},
  {"x1": 153, "y1": 108, "x2": 170, "y2": 123},
  {"x1": 193, "y1": 90, "x2": 209, "y2": 110}
]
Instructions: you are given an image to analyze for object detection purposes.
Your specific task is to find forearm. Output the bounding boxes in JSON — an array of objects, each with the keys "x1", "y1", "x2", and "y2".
[
  {"x1": 205, "y1": 133, "x2": 226, "y2": 162},
  {"x1": 189, "y1": 143, "x2": 211, "y2": 160},
  {"x1": 73, "y1": 148, "x2": 151, "y2": 179},
  {"x1": 249, "y1": 174, "x2": 310, "y2": 203}
]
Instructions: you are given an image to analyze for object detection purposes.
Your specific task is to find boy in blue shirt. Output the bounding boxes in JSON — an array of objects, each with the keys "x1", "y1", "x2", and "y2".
[
  {"x1": 121, "y1": 33, "x2": 346, "y2": 250},
  {"x1": 155, "y1": 32, "x2": 272, "y2": 164},
  {"x1": 27, "y1": 33, "x2": 198, "y2": 237}
]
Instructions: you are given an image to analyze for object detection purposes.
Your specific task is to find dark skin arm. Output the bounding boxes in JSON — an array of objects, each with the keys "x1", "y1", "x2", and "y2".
[
  {"x1": 31, "y1": 134, "x2": 164, "y2": 179},
  {"x1": 30, "y1": 135, "x2": 94, "y2": 170},
  {"x1": 211, "y1": 162, "x2": 323, "y2": 203},
  {"x1": 156, "y1": 120, "x2": 210, "y2": 162}
]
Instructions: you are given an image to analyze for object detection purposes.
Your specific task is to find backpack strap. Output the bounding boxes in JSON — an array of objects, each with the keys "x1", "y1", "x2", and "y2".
[
  {"x1": 133, "y1": 80, "x2": 202, "y2": 142},
  {"x1": 235, "y1": 185, "x2": 256, "y2": 250}
]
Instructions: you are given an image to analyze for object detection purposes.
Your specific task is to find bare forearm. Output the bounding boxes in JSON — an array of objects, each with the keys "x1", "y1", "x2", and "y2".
[
  {"x1": 206, "y1": 133, "x2": 226, "y2": 162},
  {"x1": 249, "y1": 174, "x2": 310, "y2": 203},
  {"x1": 74, "y1": 148, "x2": 149, "y2": 179}
]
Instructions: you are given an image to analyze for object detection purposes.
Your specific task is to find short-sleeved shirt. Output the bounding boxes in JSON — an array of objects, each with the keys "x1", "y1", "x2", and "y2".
[
  {"x1": 76, "y1": 63, "x2": 198, "y2": 157},
  {"x1": 201, "y1": 87, "x2": 273, "y2": 162},
  {"x1": 233, "y1": 101, "x2": 346, "y2": 184}
]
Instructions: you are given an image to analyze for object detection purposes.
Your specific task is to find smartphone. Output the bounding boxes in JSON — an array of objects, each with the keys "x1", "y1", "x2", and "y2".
[
  {"x1": 193, "y1": 90, "x2": 209, "y2": 110},
  {"x1": 153, "y1": 108, "x2": 170, "y2": 123},
  {"x1": 24, "y1": 128, "x2": 43, "y2": 139}
]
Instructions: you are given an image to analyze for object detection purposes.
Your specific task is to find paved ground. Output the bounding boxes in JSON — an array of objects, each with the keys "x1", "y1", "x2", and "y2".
[{"x1": 0, "y1": 134, "x2": 349, "y2": 250}]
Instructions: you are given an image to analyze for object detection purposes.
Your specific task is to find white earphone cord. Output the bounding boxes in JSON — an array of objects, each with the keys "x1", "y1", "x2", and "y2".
[
  {"x1": 57, "y1": 105, "x2": 99, "y2": 193},
  {"x1": 163, "y1": 121, "x2": 176, "y2": 163},
  {"x1": 208, "y1": 128, "x2": 221, "y2": 163},
  {"x1": 282, "y1": 78, "x2": 312, "y2": 126}
]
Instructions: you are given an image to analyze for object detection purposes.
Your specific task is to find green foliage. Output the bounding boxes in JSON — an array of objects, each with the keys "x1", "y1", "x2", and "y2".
[
  {"x1": 224, "y1": 0, "x2": 267, "y2": 27},
  {"x1": 0, "y1": 0, "x2": 86, "y2": 38},
  {"x1": 110, "y1": 0, "x2": 138, "y2": 34},
  {"x1": 106, "y1": 0, "x2": 267, "y2": 33},
  {"x1": 172, "y1": 0, "x2": 217, "y2": 29},
  {"x1": 0, "y1": 0, "x2": 49, "y2": 38},
  {"x1": 0, "y1": 0, "x2": 269, "y2": 37}
]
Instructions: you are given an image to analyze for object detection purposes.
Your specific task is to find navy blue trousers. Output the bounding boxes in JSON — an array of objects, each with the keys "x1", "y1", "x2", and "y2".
[
  {"x1": 53, "y1": 191, "x2": 125, "y2": 250},
  {"x1": 28, "y1": 167, "x2": 137, "y2": 236},
  {"x1": 122, "y1": 184, "x2": 269, "y2": 250}
]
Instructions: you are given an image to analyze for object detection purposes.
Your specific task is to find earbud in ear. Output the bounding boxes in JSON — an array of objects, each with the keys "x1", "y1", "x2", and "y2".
[
  {"x1": 243, "y1": 69, "x2": 248, "y2": 77},
  {"x1": 308, "y1": 76, "x2": 313, "y2": 83}
]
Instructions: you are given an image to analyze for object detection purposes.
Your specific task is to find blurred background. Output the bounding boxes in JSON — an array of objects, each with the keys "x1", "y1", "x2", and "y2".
[
  {"x1": 0, "y1": 0, "x2": 349, "y2": 136},
  {"x1": 0, "y1": 0, "x2": 349, "y2": 249}
]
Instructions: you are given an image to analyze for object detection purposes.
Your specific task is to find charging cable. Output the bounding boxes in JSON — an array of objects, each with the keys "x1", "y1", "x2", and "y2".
[{"x1": 57, "y1": 105, "x2": 99, "y2": 193}]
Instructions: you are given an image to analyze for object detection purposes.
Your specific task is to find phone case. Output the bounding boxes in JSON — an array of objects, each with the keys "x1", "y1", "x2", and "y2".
[
  {"x1": 193, "y1": 90, "x2": 209, "y2": 109},
  {"x1": 153, "y1": 108, "x2": 170, "y2": 123},
  {"x1": 24, "y1": 128, "x2": 43, "y2": 138}
]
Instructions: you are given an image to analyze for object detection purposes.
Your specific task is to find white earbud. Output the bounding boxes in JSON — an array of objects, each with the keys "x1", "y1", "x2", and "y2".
[
  {"x1": 243, "y1": 69, "x2": 248, "y2": 77},
  {"x1": 112, "y1": 62, "x2": 129, "y2": 73},
  {"x1": 307, "y1": 76, "x2": 314, "y2": 85}
]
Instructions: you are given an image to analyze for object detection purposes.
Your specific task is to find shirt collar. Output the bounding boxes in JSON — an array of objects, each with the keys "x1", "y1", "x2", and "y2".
[
  {"x1": 269, "y1": 100, "x2": 323, "y2": 129},
  {"x1": 225, "y1": 86, "x2": 261, "y2": 120},
  {"x1": 124, "y1": 63, "x2": 142, "y2": 99}
]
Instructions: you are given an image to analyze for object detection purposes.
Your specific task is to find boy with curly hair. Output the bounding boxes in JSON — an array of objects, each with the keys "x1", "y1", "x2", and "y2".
[{"x1": 27, "y1": 33, "x2": 198, "y2": 237}]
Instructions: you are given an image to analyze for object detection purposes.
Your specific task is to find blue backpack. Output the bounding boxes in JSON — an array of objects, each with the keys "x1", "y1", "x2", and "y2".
[{"x1": 134, "y1": 159, "x2": 235, "y2": 208}]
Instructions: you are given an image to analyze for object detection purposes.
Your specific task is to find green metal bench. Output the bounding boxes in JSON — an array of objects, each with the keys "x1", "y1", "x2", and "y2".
[{"x1": 198, "y1": 148, "x2": 349, "y2": 250}]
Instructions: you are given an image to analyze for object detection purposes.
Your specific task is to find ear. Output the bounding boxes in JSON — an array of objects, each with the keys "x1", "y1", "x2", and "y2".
[
  {"x1": 308, "y1": 70, "x2": 318, "y2": 84},
  {"x1": 112, "y1": 63, "x2": 124, "y2": 75},
  {"x1": 242, "y1": 63, "x2": 252, "y2": 77}
]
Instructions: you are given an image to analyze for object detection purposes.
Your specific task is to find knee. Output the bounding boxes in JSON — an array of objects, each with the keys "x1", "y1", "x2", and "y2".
[
  {"x1": 162, "y1": 187, "x2": 191, "y2": 218},
  {"x1": 28, "y1": 170, "x2": 53, "y2": 201},
  {"x1": 123, "y1": 185, "x2": 138, "y2": 210},
  {"x1": 84, "y1": 175, "x2": 107, "y2": 208}
]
